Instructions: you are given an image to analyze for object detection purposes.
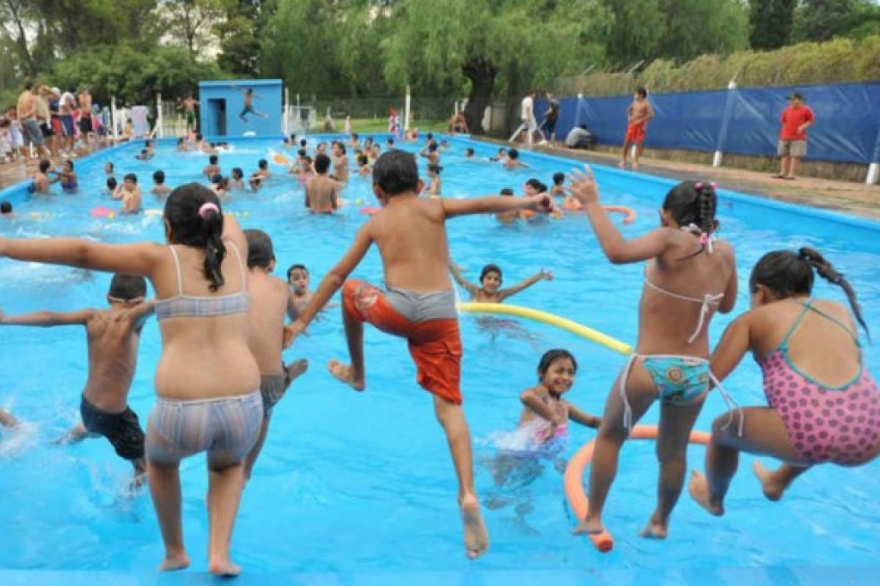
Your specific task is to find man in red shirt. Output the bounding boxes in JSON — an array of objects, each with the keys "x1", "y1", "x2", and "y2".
[{"x1": 775, "y1": 91, "x2": 815, "y2": 180}]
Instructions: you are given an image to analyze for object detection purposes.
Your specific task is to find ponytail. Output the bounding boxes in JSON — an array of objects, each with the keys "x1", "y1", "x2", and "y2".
[
  {"x1": 664, "y1": 180, "x2": 718, "y2": 260},
  {"x1": 799, "y1": 247, "x2": 869, "y2": 338},
  {"x1": 199, "y1": 203, "x2": 226, "y2": 291}
]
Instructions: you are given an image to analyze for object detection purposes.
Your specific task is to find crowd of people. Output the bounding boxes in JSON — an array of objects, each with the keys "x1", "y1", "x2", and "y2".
[{"x1": 0, "y1": 100, "x2": 873, "y2": 576}]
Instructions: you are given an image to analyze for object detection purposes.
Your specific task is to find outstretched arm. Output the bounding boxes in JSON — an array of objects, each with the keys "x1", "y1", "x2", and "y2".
[
  {"x1": 442, "y1": 193, "x2": 555, "y2": 219},
  {"x1": 0, "y1": 237, "x2": 163, "y2": 277},
  {"x1": 448, "y1": 262, "x2": 479, "y2": 297},
  {"x1": 285, "y1": 224, "x2": 373, "y2": 343},
  {"x1": 0, "y1": 408, "x2": 17, "y2": 428},
  {"x1": 568, "y1": 166, "x2": 672, "y2": 264},
  {"x1": 497, "y1": 269, "x2": 553, "y2": 301},
  {"x1": 0, "y1": 307, "x2": 95, "y2": 327},
  {"x1": 709, "y1": 315, "x2": 753, "y2": 382},
  {"x1": 566, "y1": 402, "x2": 601, "y2": 429}
]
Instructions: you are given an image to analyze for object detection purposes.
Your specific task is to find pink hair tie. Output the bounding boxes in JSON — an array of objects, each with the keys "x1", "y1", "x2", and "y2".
[
  {"x1": 694, "y1": 182, "x2": 703, "y2": 189},
  {"x1": 198, "y1": 202, "x2": 220, "y2": 218}
]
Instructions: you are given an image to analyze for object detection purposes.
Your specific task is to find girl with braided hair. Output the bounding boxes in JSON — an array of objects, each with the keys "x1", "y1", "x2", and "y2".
[
  {"x1": 690, "y1": 248, "x2": 879, "y2": 516},
  {"x1": 567, "y1": 169, "x2": 738, "y2": 539}
]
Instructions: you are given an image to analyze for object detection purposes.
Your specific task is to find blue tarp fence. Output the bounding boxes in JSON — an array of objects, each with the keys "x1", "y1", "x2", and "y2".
[{"x1": 537, "y1": 82, "x2": 880, "y2": 165}]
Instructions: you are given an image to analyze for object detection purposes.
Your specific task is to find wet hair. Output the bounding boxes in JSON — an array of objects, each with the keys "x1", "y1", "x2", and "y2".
[
  {"x1": 108, "y1": 274, "x2": 147, "y2": 300},
  {"x1": 662, "y1": 180, "x2": 717, "y2": 258},
  {"x1": 153, "y1": 170, "x2": 165, "y2": 184},
  {"x1": 465, "y1": 148, "x2": 475, "y2": 156},
  {"x1": 124, "y1": 173, "x2": 137, "y2": 184},
  {"x1": 299, "y1": 139, "x2": 307, "y2": 148},
  {"x1": 258, "y1": 159, "x2": 268, "y2": 170},
  {"x1": 428, "y1": 142, "x2": 438, "y2": 152},
  {"x1": 107, "y1": 177, "x2": 118, "y2": 191},
  {"x1": 636, "y1": 86, "x2": 648, "y2": 98},
  {"x1": 287, "y1": 263, "x2": 308, "y2": 281},
  {"x1": 39, "y1": 160, "x2": 51, "y2": 173},
  {"x1": 500, "y1": 188, "x2": 514, "y2": 196},
  {"x1": 64, "y1": 159, "x2": 74, "y2": 171},
  {"x1": 537, "y1": 349, "x2": 578, "y2": 381},
  {"x1": 427, "y1": 163, "x2": 442, "y2": 174},
  {"x1": 386, "y1": 137, "x2": 394, "y2": 146},
  {"x1": 508, "y1": 148, "x2": 519, "y2": 160},
  {"x1": 0, "y1": 201, "x2": 12, "y2": 214},
  {"x1": 552, "y1": 172, "x2": 565, "y2": 186},
  {"x1": 231, "y1": 167, "x2": 243, "y2": 179},
  {"x1": 244, "y1": 229, "x2": 275, "y2": 269},
  {"x1": 480, "y1": 263, "x2": 502, "y2": 284},
  {"x1": 209, "y1": 155, "x2": 218, "y2": 165},
  {"x1": 211, "y1": 173, "x2": 222, "y2": 185},
  {"x1": 426, "y1": 133, "x2": 434, "y2": 141},
  {"x1": 163, "y1": 183, "x2": 226, "y2": 291},
  {"x1": 336, "y1": 143, "x2": 347, "y2": 154},
  {"x1": 525, "y1": 178, "x2": 548, "y2": 193},
  {"x1": 750, "y1": 247, "x2": 869, "y2": 337},
  {"x1": 372, "y1": 150, "x2": 419, "y2": 196},
  {"x1": 357, "y1": 154, "x2": 368, "y2": 165},
  {"x1": 314, "y1": 153, "x2": 331, "y2": 174}
]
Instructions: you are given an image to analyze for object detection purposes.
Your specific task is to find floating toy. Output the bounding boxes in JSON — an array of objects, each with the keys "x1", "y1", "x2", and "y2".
[
  {"x1": 90, "y1": 206, "x2": 116, "y2": 219},
  {"x1": 271, "y1": 150, "x2": 290, "y2": 165},
  {"x1": 360, "y1": 207, "x2": 382, "y2": 215},
  {"x1": 144, "y1": 209, "x2": 163, "y2": 217},
  {"x1": 564, "y1": 425, "x2": 710, "y2": 552},
  {"x1": 456, "y1": 302, "x2": 631, "y2": 355}
]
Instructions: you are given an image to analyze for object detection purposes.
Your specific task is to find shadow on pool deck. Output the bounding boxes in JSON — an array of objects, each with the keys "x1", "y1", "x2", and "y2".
[{"x1": 2, "y1": 138, "x2": 878, "y2": 220}]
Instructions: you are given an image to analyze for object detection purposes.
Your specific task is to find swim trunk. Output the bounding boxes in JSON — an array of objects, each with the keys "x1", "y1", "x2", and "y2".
[
  {"x1": 625, "y1": 122, "x2": 647, "y2": 144},
  {"x1": 240, "y1": 106, "x2": 255, "y2": 118},
  {"x1": 260, "y1": 371, "x2": 293, "y2": 416},
  {"x1": 60, "y1": 115, "x2": 75, "y2": 137},
  {"x1": 186, "y1": 111, "x2": 196, "y2": 128},
  {"x1": 40, "y1": 122, "x2": 54, "y2": 138},
  {"x1": 341, "y1": 279, "x2": 463, "y2": 404},
  {"x1": 78, "y1": 115, "x2": 92, "y2": 134},
  {"x1": 20, "y1": 118, "x2": 43, "y2": 147},
  {"x1": 80, "y1": 394, "x2": 146, "y2": 462},
  {"x1": 777, "y1": 140, "x2": 807, "y2": 158},
  {"x1": 146, "y1": 390, "x2": 263, "y2": 465}
]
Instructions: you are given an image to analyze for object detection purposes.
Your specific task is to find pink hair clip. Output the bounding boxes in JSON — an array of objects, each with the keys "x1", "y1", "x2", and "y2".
[
  {"x1": 694, "y1": 182, "x2": 703, "y2": 189},
  {"x1": 198, "y1": 202, "x2": 220, "y2": 218}
]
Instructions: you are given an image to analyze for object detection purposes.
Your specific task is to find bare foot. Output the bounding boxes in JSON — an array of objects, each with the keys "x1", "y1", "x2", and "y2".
[
  {"x1": 631, "y1": 162, "x2": 640, "y2": 171},
  {"x1": 638, "y1": 512, "x2": 668, "y2": 539},
  {"x1": 753, "y1": 461, "x2": 784, "y2": 501},
  {"x1": 285, "y1": 358, "x2": 309, "y2": 382},
  {"x1": 460, "y1": 493, "x2": 489, "y2": 559},
  {"x1": 571, "y1": 515, "x2": 604, "y2": 536},
  {"x1": 688, "y1": 470, "x2": 724, "y2": 516},
  {"x1": 158, "y1": 551, "x2": 190, "y2": 572},
  {"x1": 327, "y1": 360, "x2": 365, "y2": 391},
  {"x1": 618, "y1": 161, "x2": 626, "y2": 169},
  {"x1": 208, "y1": 557, "x2": 242, "y2": 577}
]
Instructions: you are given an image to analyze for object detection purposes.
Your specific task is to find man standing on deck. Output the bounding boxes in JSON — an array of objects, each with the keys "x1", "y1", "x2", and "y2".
[{"x1": 774, "y1": 91, "x2": 815, "y2": 181}]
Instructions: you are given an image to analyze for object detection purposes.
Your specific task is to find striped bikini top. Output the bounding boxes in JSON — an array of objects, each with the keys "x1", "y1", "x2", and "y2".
[{"x1": 154, "y1": 243, "x2": 248, "y2": 321}]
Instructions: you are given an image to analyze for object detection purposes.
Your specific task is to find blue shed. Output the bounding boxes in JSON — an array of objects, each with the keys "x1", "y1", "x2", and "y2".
[{"x1": 198, "y1": 79, "x2": 283, "y2": 139}]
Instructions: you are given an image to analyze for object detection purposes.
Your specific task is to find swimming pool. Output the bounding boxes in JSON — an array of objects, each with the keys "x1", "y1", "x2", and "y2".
[{"x1": 0, "y1": 135, "x2": 878, "y2": 585}]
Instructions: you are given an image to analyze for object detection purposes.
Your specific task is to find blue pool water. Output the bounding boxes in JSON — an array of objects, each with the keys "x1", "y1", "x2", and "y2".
[{"x1": 0, "y1": 136, "x2": 878, "y2": 584}]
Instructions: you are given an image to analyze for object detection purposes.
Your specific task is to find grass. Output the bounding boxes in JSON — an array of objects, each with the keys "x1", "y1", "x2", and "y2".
[{"x1": 343, "y1": 118, "x2": 449, "y2": 133}]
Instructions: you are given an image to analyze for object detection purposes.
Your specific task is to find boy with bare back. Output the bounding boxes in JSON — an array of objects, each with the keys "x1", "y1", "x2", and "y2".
[
  {"x1": 242, "y1": 230, "x2": 308, "y2": 481},
  {"x1": 0, "y1": 275, "x2": 154, "y2": 482},
  {"x1": 234, "y1": 87, "x2": 268, "y2": 121},
  {"x1": 305, "y1": 154, "x2": 342, "y2": 214},
  {"x1": 620, "y1": 87, "x2": 654, "y2": 170},
  {"x1": 331, "y1": 142, "x2": 350, "y2": 183},
  {"x1": 285, "y1": 150, "x2": 557, "y2": 559}
]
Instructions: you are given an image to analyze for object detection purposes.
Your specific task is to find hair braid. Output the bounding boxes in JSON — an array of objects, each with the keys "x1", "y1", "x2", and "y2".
[{"x1": 799, "y1": 247, "x2": 870, "y2": 339}]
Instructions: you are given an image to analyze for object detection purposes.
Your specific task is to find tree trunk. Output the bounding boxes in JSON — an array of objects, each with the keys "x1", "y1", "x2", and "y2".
[{"x1": 462, "y1": 57, "x2": 497, "y2": 135}]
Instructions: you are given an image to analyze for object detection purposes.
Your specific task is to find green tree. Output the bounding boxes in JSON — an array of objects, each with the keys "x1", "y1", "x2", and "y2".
[
  {"x1": 749, "y1": 0, "x2": 797, "y2": 50},
  {"x1": 158, "y1": 0, "x2": 226, "y2": 58},
  {"x1": 216, "y1": 0, "x2": 277, "y2": 75},
  {"x1": 658, "y1": 0, "x2": 749, "y2": 63},
  {"x1": 601, "y1": 0, "x2": 666, "y2": 68},
  {"x1": 794, "y1": 0, "x2": 880, "y2": 42}
]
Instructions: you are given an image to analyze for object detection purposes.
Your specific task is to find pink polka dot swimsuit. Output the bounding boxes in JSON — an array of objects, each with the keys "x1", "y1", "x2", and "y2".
[{"x1": 758, "y1": 300, "x2": 880, "y2": 465}]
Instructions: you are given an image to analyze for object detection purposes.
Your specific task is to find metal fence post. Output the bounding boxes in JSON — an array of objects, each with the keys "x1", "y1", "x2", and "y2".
[
  {"x1": 867, "y1": 114, "x2": 880, "y2": 184},
  {"x1": 713, "y1": 80, "x2": 738, "y2": 168}
]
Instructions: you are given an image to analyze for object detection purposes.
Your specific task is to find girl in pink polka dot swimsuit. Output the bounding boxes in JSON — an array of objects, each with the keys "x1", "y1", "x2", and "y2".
[{"x1": 689, "y1": 247, "x2": 880, "y2": 516}]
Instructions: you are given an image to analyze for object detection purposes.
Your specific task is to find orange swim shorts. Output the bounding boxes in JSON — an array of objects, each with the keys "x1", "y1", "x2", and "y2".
[
  {"x1": 624, "y1": 122, "x2": 646, "y2": 144},
  {"x1": 342, "y1": 279, "x2": 463, "y2": 404}
]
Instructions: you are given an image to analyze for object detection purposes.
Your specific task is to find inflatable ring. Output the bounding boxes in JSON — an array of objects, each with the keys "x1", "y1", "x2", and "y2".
[
  {"x1": 90, "y1": 206, "x2": 116, "y2": 219},
  {"x1": 564, "y1": 424, "x2": 710, "y2": 552},
  {"x1": 360, "y1": 207, "x2": 382, "y2": 215},
  {"x1": 456, "y1": 302, "x2": 632, "y2": 355},
  {"x1": 603, "y1": 205, "x2": 637, "y2": 225}
]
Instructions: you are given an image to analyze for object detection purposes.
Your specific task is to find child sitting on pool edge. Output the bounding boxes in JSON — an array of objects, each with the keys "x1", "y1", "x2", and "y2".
[
  {"x1": 448, "y1": 262, "x2": 553, "y2": 303},
  {"x1": 284, "y1": 149, "x2": 558, "y2": 559},
  {"x1": 0, "y1": 274, "x2": 154, "y2": 484}
]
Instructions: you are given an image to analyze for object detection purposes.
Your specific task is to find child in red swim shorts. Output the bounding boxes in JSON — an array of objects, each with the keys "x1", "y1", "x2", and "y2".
[{"x1": 286, "y1": 150, "x2": 556, "y2": 559}]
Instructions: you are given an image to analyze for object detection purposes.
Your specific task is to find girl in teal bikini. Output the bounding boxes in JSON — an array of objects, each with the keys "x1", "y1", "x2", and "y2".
[{"x1": 568, "y1": 168, "x2": 738, "y2": 539}]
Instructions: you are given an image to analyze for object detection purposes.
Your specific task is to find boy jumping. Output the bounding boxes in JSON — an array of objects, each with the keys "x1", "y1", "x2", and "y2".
[
  {"x1": 0, "y1": 275, "x2": 154, "y2": 483},
  {"x1": 285, "y1": 150, "x2": 556, "y2": 559}
]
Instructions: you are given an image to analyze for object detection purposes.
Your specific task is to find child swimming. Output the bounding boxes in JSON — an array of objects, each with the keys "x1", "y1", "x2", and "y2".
[
  {"x1": 448, "y1": 262, "x2": 553, "y2": 303},
  {"x1": 689, "y1": 247, "x2": 880, "y2": 515},
  {"x1": 489, "y1": 349, "x2": 601, "y2": 487},
  {"x1": 568, "y1": 169, "x2": 738, "y2": 539}
]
